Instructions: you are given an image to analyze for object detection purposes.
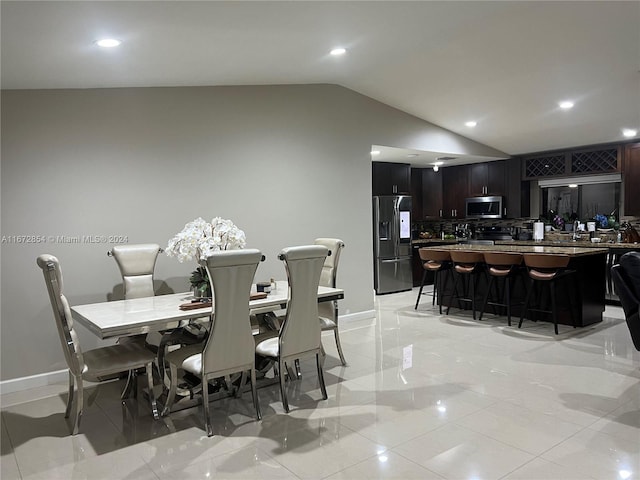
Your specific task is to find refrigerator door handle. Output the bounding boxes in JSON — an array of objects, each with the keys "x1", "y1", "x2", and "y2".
[{"x1": 380, "y1": 258, "x2": 407, "y2": 263}]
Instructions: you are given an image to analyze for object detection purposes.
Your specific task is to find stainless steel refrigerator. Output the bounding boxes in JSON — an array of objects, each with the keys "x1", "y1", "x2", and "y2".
[{"x1": 373, "y1": 195, "x2": 413, "y2": 294}]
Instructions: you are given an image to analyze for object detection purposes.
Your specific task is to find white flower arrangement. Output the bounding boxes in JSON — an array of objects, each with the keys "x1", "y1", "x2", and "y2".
[{"x1": 166, "y1": 217, "x2": 246, "y2": 263}]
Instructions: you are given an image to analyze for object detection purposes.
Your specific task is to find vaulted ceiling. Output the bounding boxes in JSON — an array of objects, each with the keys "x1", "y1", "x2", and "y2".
[{"x1": 2, "y1": 1, "x2": 639, "y2": 164}]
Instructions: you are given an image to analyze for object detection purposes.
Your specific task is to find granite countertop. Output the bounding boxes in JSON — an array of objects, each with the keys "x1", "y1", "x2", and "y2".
[
  {"x1": 419, "y1": 243, "x2": 609, "y2": 257},
  {"x1": 496, "y1": 240, "x2": 640, "y2": 251},
  {"x1": 412, "y1": 239, "x2": 458, "y2": 245}
]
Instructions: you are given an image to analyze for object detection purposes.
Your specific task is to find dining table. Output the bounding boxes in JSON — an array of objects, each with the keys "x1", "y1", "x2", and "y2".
[{"x1": 71, "y1": 280, "x2": 344, "y2": 339}]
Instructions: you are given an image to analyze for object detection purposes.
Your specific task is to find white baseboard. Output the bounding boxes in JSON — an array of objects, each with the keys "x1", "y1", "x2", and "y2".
[
  {"x1": 0, "y1": 369, "x2": 68, "y2": 395},
  {"x1": 1, "y1": 310, "x2": 377, "y2": 395}
]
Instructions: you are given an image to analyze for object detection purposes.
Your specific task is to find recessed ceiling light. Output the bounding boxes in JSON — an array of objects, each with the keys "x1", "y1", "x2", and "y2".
[
  {"x1": 432, "y1": 165, "x2": 439, "y2": 172},
  {"x1": 407, "y1": 153, "x2": 419, "y2": 158},
  {"x1": 559, "y1": 100, "x2": 574, "y2": 110},
  {"x1": 370, "y1": 150, "x2": 380, "y2": 156},
  {"x1": 434, "y1": 161, "x2": 444, "y2": 166},
  {"x1": 569, "y1": 184, "x2": 578, "y2": 188},
  {"x1": 465, "y1": 121, "x2": 477, "y2": 128},
  {"x1": 622, "y1": 128, "x2": 637, "y2": 138},
  {"x1": 96, "y1": 38, "x2": 121, "y2": 48},
  {"x1": 330, "y1": 47, "x2": 347, "y2": 56}
]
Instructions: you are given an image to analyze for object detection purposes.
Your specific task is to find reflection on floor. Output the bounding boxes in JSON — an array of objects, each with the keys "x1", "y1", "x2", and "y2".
[{"x1": 2, "y1": 287, "x2": 639, "y2": 480}]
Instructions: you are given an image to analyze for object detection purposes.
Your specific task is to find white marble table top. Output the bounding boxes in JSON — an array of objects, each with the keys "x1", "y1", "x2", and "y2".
[{"x1": 71, "y1": 281, "x2": 344, "y2": 339}]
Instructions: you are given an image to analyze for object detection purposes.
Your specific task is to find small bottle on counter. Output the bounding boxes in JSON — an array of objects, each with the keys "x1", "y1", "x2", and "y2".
[{"x1": 617, "y1": 232, "x2": 622, "y2": 243}]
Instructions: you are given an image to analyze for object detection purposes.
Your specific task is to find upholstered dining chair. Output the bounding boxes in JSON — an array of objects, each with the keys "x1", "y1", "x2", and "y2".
[
  {"x1": 37, "y1": 254, "x2": 158, "y2": 435},
  {"x1": 162, "y1": 249, "x2": 263, "y2": 436},
  {"x1": 611, "y1": 252, "x2": 640, "y2": 351},
  {"x1": 110, "y1": 243, "x2": 206, "y2": 387},
  {"x1": 255, "y1": 245, "x2": 329, "y2": 413},
  {"x1": 314, "y1": 238, "x2": 346, "y2": 365}
]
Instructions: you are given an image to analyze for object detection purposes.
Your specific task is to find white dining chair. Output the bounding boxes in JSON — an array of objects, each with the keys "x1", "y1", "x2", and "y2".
[
  {"x1": 37, "y1": 254, "x2": 159, "y2": 435},
  {"x1": 110, "y1": 243, "x2": 206, "y2": 387},
  {"x1": 255, "y1": 245, "x2": 329, "y2": 413},
  {"x1": 314, "y1": 238, "x2": 346, "y2": 365},
  {"x1": 162, "y1": 249, "x2": 263, "y2": 436}
]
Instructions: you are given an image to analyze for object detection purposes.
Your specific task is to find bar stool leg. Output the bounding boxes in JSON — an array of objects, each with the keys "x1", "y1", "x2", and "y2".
[
  {"x1": 479, "y1": 275, "x2": 495, "y2": 321},
  {"x1": 438, "y1": 268, "x2": 449, "y2": 315},
  {"x1": 505, "y1": 276, "x2": 512, "y2": 326},
  {"x1": 519, "y1": 277, "x2": 535, "y2": 329},
  {"x1": 432, "y1": 270, "x2": 439, "y2": 306},
  {"x1": 414, "y1": 269, "x2": 428, "y2": 310},
  {"x1": 446, "y1": 271, "x2": 461, "y2": 315},
  {"x1": 550, "y1": 279, "x2": 559, "y2": 335}
]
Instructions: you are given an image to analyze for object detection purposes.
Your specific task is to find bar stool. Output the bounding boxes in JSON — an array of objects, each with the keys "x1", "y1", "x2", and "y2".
[
  {"x1": 479, "y1": 252, "x2": 524, "y2": 326},
  {"x1": 518, "y1": 253, "x2": 576, "y2": 335},
  {"x1": 446, "y1": 251, "x2": 485, "y2": 320},
  {"x1": 414, "y1": 249, "x2": 452, "y2": 314}
]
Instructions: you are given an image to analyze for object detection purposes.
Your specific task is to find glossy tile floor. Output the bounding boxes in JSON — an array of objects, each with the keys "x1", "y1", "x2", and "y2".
[{"x1": 2, "y1": 288, "x2": 639, "y2": 480}]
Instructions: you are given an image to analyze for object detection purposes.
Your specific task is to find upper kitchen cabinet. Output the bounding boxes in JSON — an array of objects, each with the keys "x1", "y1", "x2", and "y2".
[
  {"x1": 410, "y1": 168, "x2": 423, "y2": 219},
  {"x1": 468, "y1": 160, "x2": 505, "y2": 196},
  {"x1": 623, "y1": 143, "x2": 640, "y2": 216},
  {"x1": 422, "y1": 167, "x2": 443, "y2": 218},
  {"x1": 504, "y1": 158, "x2": 530, "y2": 218},
  {"x1": 442, "y1": 165, "x2": 468, "y2": 218},
  {"x1": 372, "y1": 162, "x2": 411, "y2": 196}
]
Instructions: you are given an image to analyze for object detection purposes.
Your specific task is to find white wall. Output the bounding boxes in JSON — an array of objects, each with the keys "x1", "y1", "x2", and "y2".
[{"x1": 0, "y1": 84, "x2": 505, "y2": 381}]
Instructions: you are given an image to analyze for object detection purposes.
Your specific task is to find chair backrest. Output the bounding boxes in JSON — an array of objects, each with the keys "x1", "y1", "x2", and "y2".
[
  {"x1": 450, "y1": 250, "x2": 484, "y2": 265},
  {"x1": 37, "y1": 254, "x2": 84, "y2": 376},
  {"x1": 612, "y1": 253, "x2": 640, "y2": 351},
  {"x1": 523, "y1": 253, "x2": 570, "y2": 270},
  {"x1": 279, "y1": 245, "x2": 328, "y2": 358},
  {"x1": 483, "y1": 252, "x2": 523, "y2": 267},
  {"x1": 419, "y1": 248, "x2": 451, "y2": 263},
  {"x1": 314, "y1": 238, "x2": 345, "y2": 288},
  {"x1": 201, "y1": 249, "x2": 262, "y2": 373},
  {"x1": 110, "y1": 244, "x2": 161, "y2": 299}
]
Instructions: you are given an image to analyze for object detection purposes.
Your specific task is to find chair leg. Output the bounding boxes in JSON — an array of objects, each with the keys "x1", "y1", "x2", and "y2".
[
  {"x1": 470, "y1": 274, "x2": 477, "y2": 320},
  {"x1": 65, "y1": 370, "x2": 74, "y2": 419},
  {"x1": 278, "y1": 359, "x2": 289, "y2": 413},
  {"x1": 146, "y1": 362, "x2": 159, "y2": 419},
  {"x1": 162, "y1": 363, "x2": 179, "y2": 416},
  {"x1": 439, "y1": 269, "x2": 449, "y2": 315},
  {"x1": 203, "y1": 376, "x2": 213, "y2": 437},
  {"x1": 505, "y1": 276, "x2": 512, "y2": 326},
  {"x1": 250, "y1": 368, "x2": 262, "y2": 420},
  {"x1": 550, "y1": 280, "x2": 559, "y2": 335},
  {"x1": 446, "y1": 272, "x2": 461, "y2": 315},
  {"x1": 236, "y1": 371, "x2": 247, "y2": 398},
  {"x1": 479, "y1": 275, "x2": 495, "y2": 321},
  {"x1": 121, "y1": 369, "x2": 136, "y2": 399},
  {"x1": 333, "y1": 328, "x2": 347, "y2": 366},
  {"x1": 519, "y1": 278, "x2": 534, "y2": 329},
  {"x1": 71, "y1": 373, "x2": 83, "y2": 436},
  {"x1": 414, "y1": 269, "x2": 428, "y2": 309},
  {"x1": 316, "y1": 353, "x2": 328, "y2": 400}
]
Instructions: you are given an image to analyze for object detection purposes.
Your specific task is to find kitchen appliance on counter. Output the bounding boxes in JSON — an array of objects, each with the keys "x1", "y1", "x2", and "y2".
[
  {"x1": 373, "y1": 195, "x2": 413, "y2": 294},
  {"x1": 475, "y1": 226, "x2": 515, "y2": 242},
  {"x1": 465, "y1": 196, "x2": 504, "y2": 219}
]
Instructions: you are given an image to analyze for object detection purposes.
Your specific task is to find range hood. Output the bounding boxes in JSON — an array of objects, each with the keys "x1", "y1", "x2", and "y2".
[{"x1": 538, "y1": 173, "x2": 621, "y2": 188}]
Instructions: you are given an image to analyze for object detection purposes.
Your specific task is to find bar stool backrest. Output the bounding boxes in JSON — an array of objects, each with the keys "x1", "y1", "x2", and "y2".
[
  {"x1": 524, "y1": 253, "x2": 570, "y2": 270},
  {"x1": 450, "y1": 251, "x2": 484, "y2": 265},
  {"x1": 483, "y1": 252, "x2": 523, "y2": 267},
  {"x1": 419, "y1": 249, "x2": 451, "y2": 264}
]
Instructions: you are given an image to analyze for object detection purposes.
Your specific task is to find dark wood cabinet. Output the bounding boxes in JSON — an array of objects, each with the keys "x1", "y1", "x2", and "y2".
[
  {"x1": 504, "y1": 158, "x2": 530, "y2": 218},
  {"x1": 442, "y1": 165, "x2": 468, "y2": 218},
  {"x1": 410, "y1": 168, "x2": 423, "y2": 220},
  {"x1": 623, "y1": 143, "x2": 640, "y2": 216},
  {"x1": 372, "y1": 162, "x2": 411, "y2": 196},
  {"x1": 468, "y1": 161, "x2": 505, "y2": 196},
  {"x1": 422, "y1": 168, "x2": 443, "y2": 218}
]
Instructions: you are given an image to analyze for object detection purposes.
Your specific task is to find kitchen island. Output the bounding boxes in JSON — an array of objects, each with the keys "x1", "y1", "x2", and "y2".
[{"x1": 418, "y1": 244, "x2": 608, "y2": 328}]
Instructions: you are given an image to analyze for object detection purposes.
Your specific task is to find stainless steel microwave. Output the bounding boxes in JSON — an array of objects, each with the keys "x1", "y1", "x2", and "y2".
[{"x1": 465, "y1": 196, "x2": 503, "y2": 219}]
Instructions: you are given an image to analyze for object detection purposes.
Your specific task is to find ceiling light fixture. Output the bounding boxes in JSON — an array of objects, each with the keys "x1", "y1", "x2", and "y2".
[
  {"x1": 434, "y1": 161, "x2": 444, "y2": 166},
  {"x1": 95, "y1": 38, "x2": 121, "y2": 48},
  {"x1": 622, "y1": 128, "x2": 637, "y2": 138},
  {"x1": 568, "y1": 184, "x2": 578, "y2": 188},
  {"x1": 559, "y1": 100, "x2": 574, "y2": 110},
  {"x1": 465, "y1": 121, "x2": 477, "y2": 128},
  {"x1": 330, "y1": 47, "x2": 347, "y2": 56},
  {"x1": 433, "y1": 165, "x2": 439, "y2": 172},
  {"x1": 370, "y1": 150, "x2": 380, "y2": 156}
]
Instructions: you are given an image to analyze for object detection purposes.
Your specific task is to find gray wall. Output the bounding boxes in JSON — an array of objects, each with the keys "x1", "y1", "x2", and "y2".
[{"x1": 0, "y1": 84, "x2": 505, "y2": 381}]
